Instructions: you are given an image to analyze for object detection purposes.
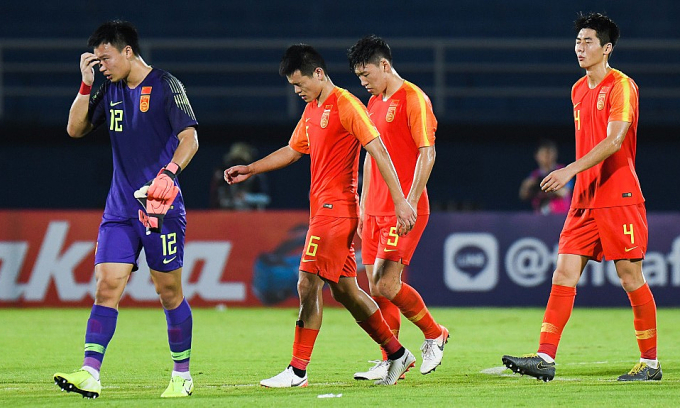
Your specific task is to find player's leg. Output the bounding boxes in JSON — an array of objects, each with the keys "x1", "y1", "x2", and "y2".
[
  {"x1": 54, "y1": 218, "x2": 139, "y2": 398},
  {"x1": 310, "y1": 215, "x2": 413, "y2": 384},
  {"x1": 262, "y1": 217, "x2": 335, "y2": 389},
  {"x1": 363, "y1": 216, "x2": 402, "y2": 347},
  {"x1": 376, "y1": 259, "x2": 448, "y2": 374},
  {"x1": 353, "y1": 264, "x2": 404, "y2": 380},
  {"x1": 614, "y1": 259, "x2": 661, "y2": 381},
  {"x1": 260, "y1": 270, "x2": 323, "y2": 388},
  {"x1": 504, "y1": 208, "x2": 600, "y2": 381},
  {"x1": 539, "y1": 253, "x2": 588, "y2": 358},
  {"x1": 142, "y1": 216, "x2": 195, "y2": 396},
  {"x1": 328, "y1": 276, "x2": 415, "y2": 385},
  {"x1": 595, "y1": 203, "x2": 660, "y2": 381},
  {"x1": 149, "y1": 268, "x2": 195, "y2": 396},
  {"x1": 54, "y1": 262, "x2": 132, "y2": 398},
  {"x1": 354, "y1": 215, "x2": 402, "y2": 380},
  {"x1": 367, "y1": 263, "x2": 403, "y2": 339},
  {"x1": 374, "y1": 216, "x2": 441, "y2": 341},
  {"x1": 289, "y1": 271, "x2": 324, "y2": 378},
  {"x1": 373, "y1": 215, "x2": 447, "y2": 374},
  {"x1": 502, "y1": 253, "x2": 587, "y2": 381}
]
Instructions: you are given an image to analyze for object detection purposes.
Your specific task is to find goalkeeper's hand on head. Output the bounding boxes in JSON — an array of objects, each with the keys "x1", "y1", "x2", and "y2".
[{"x1": 147, "y1": 162, "x2": 181, "y2": 203}]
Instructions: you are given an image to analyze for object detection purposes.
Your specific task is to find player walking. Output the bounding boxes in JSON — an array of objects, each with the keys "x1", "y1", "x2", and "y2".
[
  {"x1": 347, "y1": 35, "x2": 448, "y2": 381},
  {"x1": 502, "y1": 12, "x2": 660, "y2": 382},
  {"x1": 54, "y1": 20, "x2": 199, "y2": 398},
  {"x1": 225, "y1": 44, "x2": 417, "y2": 387}
]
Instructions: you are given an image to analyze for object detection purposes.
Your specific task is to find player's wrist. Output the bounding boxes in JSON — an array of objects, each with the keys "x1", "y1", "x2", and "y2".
[
  {"x1": 78, "y1": 81, "x2": 92, "y2": 96},
  {"x1": 161, "y1": 162, "x2": 182, "y2": 180}
]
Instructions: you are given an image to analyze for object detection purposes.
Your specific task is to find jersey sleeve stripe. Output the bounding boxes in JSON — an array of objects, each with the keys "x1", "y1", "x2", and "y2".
[
  {"x1": 163, "y1": 74, "x2": 197, "y2": 121},
  {"x1": 337, "y1": 88, "x2": 379, "y2": 140},
  {"x1": 618, "y1": 75, "x2": 632, "y2": 121},
  {"x1": 407, "y1": 82, "x2": 432, "y2": 147}
]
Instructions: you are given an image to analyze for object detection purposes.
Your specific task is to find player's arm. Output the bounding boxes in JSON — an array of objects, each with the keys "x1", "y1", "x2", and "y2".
[
  {"x1": 144, "y1": 127, "x2": 199, "y2": 202},
  {"x1": 541, "y1": 120, "x2": 631, "y2": 193},
  {"x1": 66, "y1": 53, "x2": 99, "y2": 138},
  {"x1": 358, "y1": 154, "x2": 372, "y2": 237},
  {"x1": 403, "y1": 86, "x2": 437, "y2": 209},
  {"x1": 171, "y1": 127, "x2": 199, "y2": 170},
  {"x1": 364, "y1": 137, "x2": 416, "y2": 235},
  {"x1": 225, "y1": 145, "x2": 302, "y2": 185},
  {"x1": 406, "y1": 145, "x2": 435, "y2": 208}
]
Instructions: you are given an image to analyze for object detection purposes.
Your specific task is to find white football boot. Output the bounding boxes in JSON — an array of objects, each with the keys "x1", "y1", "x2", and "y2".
[
  {"x1": 420, "y1": 325, "x2": 450, "y2": 374},
  {"x1": 354, "y1": 360, "x2": 389, "y2": 380},
  {"x1": 260, "y1": 366, "x2": 308, "y2": 388},
  {"x1": 375, "y1": 348, "x2": 416, "y2": 385}
]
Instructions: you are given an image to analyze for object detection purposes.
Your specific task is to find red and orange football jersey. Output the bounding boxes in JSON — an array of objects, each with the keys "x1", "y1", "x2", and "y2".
[
  {"x1": 364, "y1": 81, "x2": 437, "y2": 216},
  {"x1": 289, "y1": 87, "x2": 379, "y2": 218},
  {"x1": 571, "y1": 69, "x2": 644, "y2": 209}
]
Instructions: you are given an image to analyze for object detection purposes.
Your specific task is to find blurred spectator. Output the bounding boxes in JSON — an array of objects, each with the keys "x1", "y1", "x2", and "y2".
[
  {"x1": 210, "y1": 142, "x2": 270, "y2": 210},
  {"x1": 519, "y1": 139, "x2": 572, "y2": 214}
]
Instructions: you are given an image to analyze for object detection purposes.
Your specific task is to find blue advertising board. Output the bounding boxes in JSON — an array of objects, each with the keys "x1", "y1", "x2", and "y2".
[{"x1": 409, "y1": 213, "x2": 680, "y2": 307}]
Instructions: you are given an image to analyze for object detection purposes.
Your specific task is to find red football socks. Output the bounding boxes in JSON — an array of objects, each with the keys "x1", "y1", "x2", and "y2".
[
  {"x1": 391, "y1": 283, "x2": 442, "y2": 339},
  {"x1": 627, "y1": 283, "x2": 658, "y2": 360},
  {"x1": 357, "y1": 310, "x2": 402, "y2": 355},
  {"x1": 538, "y1": 284, "x2": 576, "y2": 359},
  {"x1": 373, "y1": 295, "x2": 401, "y2": 359},
  {"x1": 289, "y1": 325, "x2": 319, "y2": 371}
]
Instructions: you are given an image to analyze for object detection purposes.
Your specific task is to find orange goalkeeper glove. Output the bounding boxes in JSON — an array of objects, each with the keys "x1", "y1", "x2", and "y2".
[
  {"x1": 138, "y1": 209, "x2": 162, "y2": 234},
  {"x1": 137, "y1": 196, "x2": 173, "y2": 234},
  {"x1": 134, "y1": 163, "x2": 181, "y2": 234},
  {"x1": 147, "y1": 162, "x2": 181, "y2": 203}
]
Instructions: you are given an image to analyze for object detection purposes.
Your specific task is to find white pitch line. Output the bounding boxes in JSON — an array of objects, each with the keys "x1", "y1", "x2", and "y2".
[
  {"x1": 481, "y1": 366, "x2": 580, "y2": 381},
  {"x1": 480, "y1": 366, "x2": 511, "y2": 375},
  {"x1": 44, "y1": 381, "x2": 349, "y2": 393},
  {"x1": 202, "y1": 381, "x2": 346, "y2": 389}
]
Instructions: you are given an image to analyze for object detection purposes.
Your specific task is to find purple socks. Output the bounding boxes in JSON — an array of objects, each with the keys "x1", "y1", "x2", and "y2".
[
  {"x1": 82, "y1": 305, "x2": 118, "y2": 374},
  {"x1": 164, "y1": 298, "x2": 193, "y2": 372}
]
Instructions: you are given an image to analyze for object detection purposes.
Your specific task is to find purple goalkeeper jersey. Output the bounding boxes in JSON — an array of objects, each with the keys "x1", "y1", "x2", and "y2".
[{"x1": 88, "y1": 68, "x2": 198, "y2": 219}]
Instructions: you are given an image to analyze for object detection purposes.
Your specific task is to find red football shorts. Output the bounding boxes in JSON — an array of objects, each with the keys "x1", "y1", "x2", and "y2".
[
  {"x1": 558, "y1": 203, "x2": 647, "y2": 261},
  {"x1": 298, "y1": 215, "x2": 358, "y2": 283},
  {"x1": 361, "y1": 214, "x2": 428, "y2": 266}
]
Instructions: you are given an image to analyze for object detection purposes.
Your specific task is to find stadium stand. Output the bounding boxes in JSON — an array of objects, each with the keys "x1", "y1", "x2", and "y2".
[{"x1": 1, "y1": 1, "x2": 679, "y2": 210}]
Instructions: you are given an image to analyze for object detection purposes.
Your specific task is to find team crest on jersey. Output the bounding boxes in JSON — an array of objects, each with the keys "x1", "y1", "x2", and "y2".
[
  {"x1": 320, "y1": 105, "x2": 332, "y2": 128},
  {"x1": 597, "y1": 92, "x2": 606, "y2": 111},
  {"x1": 140, "y1": 86, "x2": 152, "y2": 112},
  {"x1": 386, "y1": 100, "x2": 399, "y2": 122}
]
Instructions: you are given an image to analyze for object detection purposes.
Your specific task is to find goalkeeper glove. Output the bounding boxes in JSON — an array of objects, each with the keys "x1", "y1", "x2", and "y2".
[
  {"x1": 134, "y1": 181, "x2": 162, "y2": 233},
  {"x1": 148, "y1": 162, "x2": 181, "y2": 203},
  {"x1": 138, "y1": 209, "x2": 162, "y2": 234},
  {"x1": 134, "y1": 164, "x2": 180, "y2": 234}
]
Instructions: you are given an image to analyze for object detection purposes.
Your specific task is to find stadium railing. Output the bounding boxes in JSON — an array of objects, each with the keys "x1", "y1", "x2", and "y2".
[{"x1": 1, "y1": 38, "x2": 679, "y2": 124}]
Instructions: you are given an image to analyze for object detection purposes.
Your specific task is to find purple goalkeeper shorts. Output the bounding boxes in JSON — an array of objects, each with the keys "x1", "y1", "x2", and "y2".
[{"x1": 94, "y1": 214, "x2": 186, "y2": 272}]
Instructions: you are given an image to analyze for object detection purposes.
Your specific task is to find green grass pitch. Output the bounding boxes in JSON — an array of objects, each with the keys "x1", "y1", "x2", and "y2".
[{"x1": 1, "y1": 307, "x2": 678, "y2": 407}]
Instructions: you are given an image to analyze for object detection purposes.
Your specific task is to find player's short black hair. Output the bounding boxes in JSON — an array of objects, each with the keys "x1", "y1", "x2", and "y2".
[
  {"x1": 279, "y1": 44, "x2": 327, "y2": 78},
  {"x1": 88, "y1": 20, "x2": 141, "y2": 55},
  {"x1": 574, "y1": 12, "x2": 620, "y2": 47},
  {"x1": 347, "y1": 35, "x2": 393, "y2": 71}
]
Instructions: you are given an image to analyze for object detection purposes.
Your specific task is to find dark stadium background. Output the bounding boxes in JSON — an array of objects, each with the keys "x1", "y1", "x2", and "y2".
[{"x1": 1, "y1": 0, "x2": 679, "y2": 212}]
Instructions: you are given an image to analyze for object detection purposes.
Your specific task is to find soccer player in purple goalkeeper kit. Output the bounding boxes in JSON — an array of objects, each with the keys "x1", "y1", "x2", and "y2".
[{"x1": 53, "y1": 20, "x2": 199, "y2": 399}]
